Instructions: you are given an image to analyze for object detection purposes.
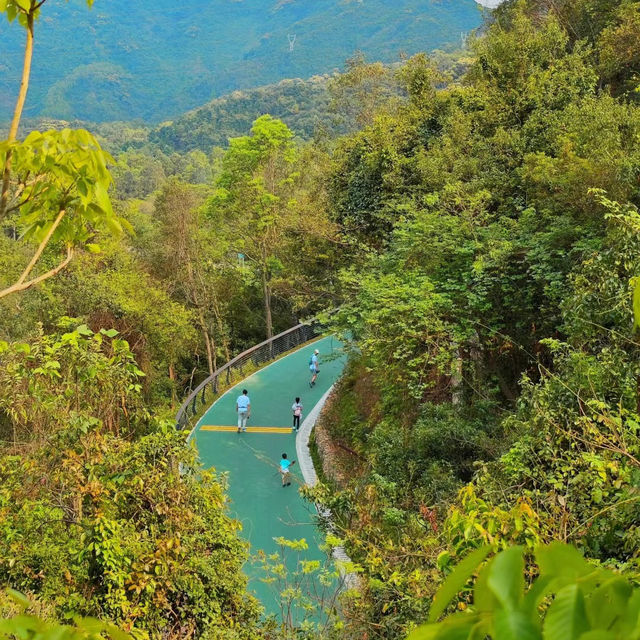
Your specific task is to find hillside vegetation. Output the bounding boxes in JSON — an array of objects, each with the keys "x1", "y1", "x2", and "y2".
[
  {"x1": 149, "y1": 76, "x2": 336, "y2": 152},
  {"x1": 308, "y1": 0, "x2": 640, "y2": 636}
]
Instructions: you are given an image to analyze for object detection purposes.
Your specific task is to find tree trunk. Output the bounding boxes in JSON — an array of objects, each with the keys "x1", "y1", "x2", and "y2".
[
  {"x1": 262, "y1": 268, "x2": 273, "y2": 340},
  {"x1": 73, "y1": 493, "x2": 83, "y2": 523},
  {"x1": 169, "y1": 363, "x2": 176, "y2": 407},
  {"x1": 452, "y1": 348, "x2": 464, "y2": 406},
  {"x1": 1, "y1": 11, "x2": 35, "y2": 219},
  {"x1": 201, "y1": 320, "x2": 215, "y2": 376},
  {"x1": 212, "y1": 298, "x2": 229, "y2": 364},
  {"x1": 187, "y1": 262, "x2": 216, "y2": 375},
  {"x1": 495, "y1": 368, "x2": 517, "y2": 402},
  {"x1": 0, "y1": 245, "x2": 74, "y2": 300}
]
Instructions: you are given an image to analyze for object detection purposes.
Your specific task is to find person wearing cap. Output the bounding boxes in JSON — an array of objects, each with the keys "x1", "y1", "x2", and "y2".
[
  {"x1": 236, "y1": 389, "x2": 250, "y2": 432},
  {"x1": 309, "y1": 349, "x2": 320, "y2": 387}
]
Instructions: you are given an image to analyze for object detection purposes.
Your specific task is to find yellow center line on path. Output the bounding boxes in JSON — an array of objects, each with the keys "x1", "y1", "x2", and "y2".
[{"x1": 200, "y1": 425, "x2": 293, "y2": 434}]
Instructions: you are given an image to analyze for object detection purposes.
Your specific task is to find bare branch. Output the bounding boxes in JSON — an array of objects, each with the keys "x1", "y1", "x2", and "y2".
[
  {"x1": 16, "y1": 207, "x2": 67, "y2": 286},
  {"x1": 0, "y1": 245, "x2": 74, "y2": 299}
]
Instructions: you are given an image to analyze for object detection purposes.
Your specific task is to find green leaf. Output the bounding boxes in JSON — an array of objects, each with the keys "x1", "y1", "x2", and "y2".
[
  {"x1": 586, "y1": 577, "x2": 633, "y2": 629},
  {"x1": 620, "y1": 589, "x2": 640, "y2": 635},
  {"x1": 100, "y1": 328, "x2": 119, "y2": 338},
  {"x1": 523, "y1": 575, "x2": 554, "y2": 618},
  {"x1": 93, "y1": 181, "x2": 113, "y2": 214},
  {"x1": 578, "y1": 631, "x2": 616, "y2": 640},
  {"x1": 104, "y1": 214, "x2": 124, "y2": 235},
  {"x1": 437, "y1": 551, "x2": 452, "y2": 571},
  {"x1": 543, "y1": 584, "x2": 589, "y2": 640},
  {"x1": 537, "y1": 543, "x2": 593, "y2": 586},
  {"x1": 474, "y1": 557, "x2": 499, "y2": 613},
  {"x1": 487, "y1": 546, "x2": 525, "y2": 611},
  {"x1": 435, "y1": 626, "x2": 475, "y2": 640},
  {"x1": 6, "y1": 589, "x2": 31, "y2": 609},
  {"x1": 76, "y1": 324, "x2": 93, "y2": 336},
  {"x1": 494, "y1": 610, "x2": 542, "y2": 640},
  {"x1": 407, "y1": 624, "x2": 442, "y2": 640},
  {"x1": 14, "y1": 342, "x2": 31, "y2": 354},
  {"x1": 633, "y1": 277, "x2": 640, "y2": 331},
  {"x1": 409, "y1": 613, "x2": 480, "y2": 640},
  {"x1": 428, "y1": 546, "x2": 491, "y2": 622},
  {"x1": 103, "y1": 623, "x2": 132, "y2": 640}
]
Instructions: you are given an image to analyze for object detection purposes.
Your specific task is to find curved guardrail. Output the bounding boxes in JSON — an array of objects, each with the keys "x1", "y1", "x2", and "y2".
[{"x1": 175, "y1": 320, "x2": 321, "y2": 430}]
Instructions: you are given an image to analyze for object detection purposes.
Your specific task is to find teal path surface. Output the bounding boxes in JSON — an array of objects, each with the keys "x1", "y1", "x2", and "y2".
[{"x1": 192, "y1": 335, "x2": 346, "y2": 615}]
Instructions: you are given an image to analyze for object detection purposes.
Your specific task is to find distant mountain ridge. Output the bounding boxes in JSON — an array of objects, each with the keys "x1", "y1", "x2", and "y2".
[{"x1": 0, "y1": 0, "x2": 484, "y2": 123}]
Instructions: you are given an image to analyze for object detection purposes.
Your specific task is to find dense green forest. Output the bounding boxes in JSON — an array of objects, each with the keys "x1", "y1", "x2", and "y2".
[
  {"x1": 0, "y1": 0, "x2": 483, "y2": 123},
  {"x1": 2, "y1": 0, "x2": 640, "y2": 638}
]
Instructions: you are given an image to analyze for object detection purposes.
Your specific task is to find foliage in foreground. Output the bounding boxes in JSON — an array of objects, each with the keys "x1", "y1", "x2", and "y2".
[
  {"x1": 255, "y1": 536, "x2": 354, "y2": 640},
  {"x1": 0, "y1": 589, "x2": 128, "y2": 640},
  {"x1": 0, "y1": 0, "x2": 127, "y2": 300},
  {"x1": 411, "y1": 543, "x2": 640, "y2": 640},
  {"x1": 0, "y1": 325, "x2": 260, "y2": 639}
]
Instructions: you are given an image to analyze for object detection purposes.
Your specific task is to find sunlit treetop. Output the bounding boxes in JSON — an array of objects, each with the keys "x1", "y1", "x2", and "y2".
[{"x1": 0, "y1": 0, "x2": 94, "y2": 28}]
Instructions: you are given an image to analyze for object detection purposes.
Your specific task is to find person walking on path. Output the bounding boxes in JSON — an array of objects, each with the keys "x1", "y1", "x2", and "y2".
[
  {"x1": 236, "y1": 389, "x2": 251, "y2": 433},
  {"x1": 279, "y1": 453, "x2": 296, "y2": 486},
  {"x1": 309, "y1": 348, "x2": 319, "y2": 387},
  {"x1": 292, "y1": 397, "x2": 303, "y2": 432}
]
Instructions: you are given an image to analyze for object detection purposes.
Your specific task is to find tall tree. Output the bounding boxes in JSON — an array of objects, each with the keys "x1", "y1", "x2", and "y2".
[
  {"x1": 151, "y1": 180, "x2": 232, "y2": 375},
  {"x1": 213, "y1": 115, "x2": 298, "y2": 340}
]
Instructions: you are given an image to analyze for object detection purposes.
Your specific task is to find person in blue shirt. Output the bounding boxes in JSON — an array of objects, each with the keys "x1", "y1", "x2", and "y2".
[
  {"x1": 309, "y1": 349, "x2": 319, "y2": 387},
  {"x1": 279, "y1": 453, "x2": 296, "y2": 486},
  {"x1": 236, "y1": 389, "x2": 250, "y2": 433}
]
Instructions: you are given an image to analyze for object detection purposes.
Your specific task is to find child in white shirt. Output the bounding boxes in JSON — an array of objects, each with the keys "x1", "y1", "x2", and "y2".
[{"x1": 292, "y1": 397, "x2": 303, "y2": 432}]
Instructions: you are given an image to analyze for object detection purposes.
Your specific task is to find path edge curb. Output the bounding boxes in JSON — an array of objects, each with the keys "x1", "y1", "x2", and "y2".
[{"x1": 296, "y1": 386, "x2": 358, "y2": 589}]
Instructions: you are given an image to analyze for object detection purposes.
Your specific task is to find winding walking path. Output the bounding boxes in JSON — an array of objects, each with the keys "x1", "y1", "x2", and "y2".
[{"x1": 190, "y1": 335, "x2": 346, "y2": 615}]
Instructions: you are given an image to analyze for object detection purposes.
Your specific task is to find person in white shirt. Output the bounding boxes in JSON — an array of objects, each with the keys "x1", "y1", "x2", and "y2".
[
  {"x1": 236, "y1": 389, "x2": 250, "y2": 432},
  {"x1": 291, "y1": 397, "x2": 303, "y2": 432}
]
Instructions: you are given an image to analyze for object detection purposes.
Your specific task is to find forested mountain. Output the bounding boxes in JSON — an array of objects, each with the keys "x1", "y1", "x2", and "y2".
[
  {"x1": 149, "y1": 76, "x2": 335, "y2": 152},
  {"x1": 149, "y1": 48, "x2": 470, "y2": 153},
  {"x1": 0, "y1": 0, "x2": 483, "y2": 123}
]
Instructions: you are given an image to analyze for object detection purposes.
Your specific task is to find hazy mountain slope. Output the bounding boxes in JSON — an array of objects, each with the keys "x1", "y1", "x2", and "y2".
[
  {"x1": 0, "y1": 0, "x2": 484, "y2": 123},
  {"x1": 148, "y1": 76, "x2": 336, "y2": 152}
]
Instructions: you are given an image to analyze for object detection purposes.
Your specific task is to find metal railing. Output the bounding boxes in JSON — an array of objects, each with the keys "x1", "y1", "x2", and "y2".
[{"x1": 175, "y1": 320, "x2": 322, "y2": 431}]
